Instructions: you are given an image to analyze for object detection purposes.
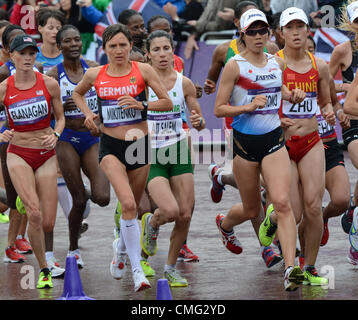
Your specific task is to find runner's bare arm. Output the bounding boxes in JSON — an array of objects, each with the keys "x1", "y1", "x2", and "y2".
[
  {"x1": 44, "y1": 75, "x2": 65, "y2": 136},
  {"x1": 35, "y1": 62, "x2": 44, "y2": 74},
  {"x1": 138, "y1": 62, "x2": 172, "y2": 112},
  {"x1": 204, "y1": 42, "x2": 228, "y2": 94},
  {"x1": 72, "y1": 66, "x2": 101, "y2": 118},
  {"x1": 344, "y1": 73, "x2": 358, "y2": 117},
  {"x1": 317, "y1": 58, "x2": 335, "y2": 125},
  {"x1": 45, "y1": 65, "x2": 59, "y2": 82},
  {"x1": 215, "y1": 59, "x2": 265, "y2": 117},
  {"x1": 183, "y1": 76, "x2": 205, "y2": 130},
  {"x1": 329, "y1": 43, "x2": 350, "y2": 92},
  {"x1": 274, "y1": 56, "x2": 306, "y2": 103}
]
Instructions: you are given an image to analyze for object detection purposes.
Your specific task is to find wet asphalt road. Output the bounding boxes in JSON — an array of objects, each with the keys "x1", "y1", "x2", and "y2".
[{"x1": 0, "y1": 150, "x2": 357, "y2": 303}]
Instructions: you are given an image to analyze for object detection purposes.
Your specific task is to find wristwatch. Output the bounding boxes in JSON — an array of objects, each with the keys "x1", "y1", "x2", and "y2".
[
  {"x1": 142, "y1": 101, "x2": 148, "y2": 111},
  {"x1": 54, "y1": 131, "x2": 60, "y2": 139}
]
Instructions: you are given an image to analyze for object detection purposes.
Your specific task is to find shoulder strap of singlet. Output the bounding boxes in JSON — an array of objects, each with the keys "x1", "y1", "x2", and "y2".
[
  {"x1": 56, "y1": 62, "x2": 65, "y2": 80},
  {"x1": 229, "y1": 39, "x2": 239, "y2": 55},
  {"x1": 276, "y1": 49, "x2": 287, "y2": 70},
  {"x1": 80, "y1": 58, "x2": 89, "y2": 71},
  {"x1": 306, "y1": 51, "x2": 318, "y2": 71}
]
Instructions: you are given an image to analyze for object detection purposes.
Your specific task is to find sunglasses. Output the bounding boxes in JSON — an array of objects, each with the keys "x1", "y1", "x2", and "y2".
[{"x1": 244, "y1": 27, "x2": 269, "y2": 36}]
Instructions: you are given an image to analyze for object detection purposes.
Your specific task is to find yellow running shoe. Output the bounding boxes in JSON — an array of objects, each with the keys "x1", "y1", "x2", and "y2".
[
  {"x1": 16, "y1": 197, "x2": 26, "y2": 215},
  {"x1": 140, "y1": 259, "x2": 155, "y2": 277},
  {"x1": 303, "y1": 267, "x2": 328, "y2": 286},
  {"x1": 164, "y1": 269, "x2": 188, "y2": 287},
  {"x1": 0, "y1": 212, "x2": 9, "y2": 223},
  {"x1": 36, "y1": 270, "x2": 53, "y2": 289},
  {"x1": 259, "y1": 204, "x2": 277, "y2": 247}
]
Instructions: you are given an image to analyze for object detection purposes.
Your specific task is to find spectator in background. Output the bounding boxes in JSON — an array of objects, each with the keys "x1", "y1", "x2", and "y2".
[
  {"x1": 35, "y1": 8, "x2": 65, "y2": 72},
  {"x1": 257, "y1": 0, "x2": 273, "y2": 25},
  {"x1": 271, "y1": 11, "x2": 284, "y2": 49},
  {"x1": 270, "y1": 0, "x2": 318, "y2": 19},
  {"x1": 59, "y1": 0, "x2": 95, "y2": 54},
  {"x1": 0, "y1": 20, "x2": 10, "y2": 65},
  {"x1": 0, "y1": 8, "x2": 8, "y2": 20},
  {"x1": 118, "y1": 9, "x2": 147, "y2": 57},
  {"x1": 311, "y1": 0, "x2": 346, "y2": 27},
  {"x1": 153, "y1": 0, "x2": 186, "y2": 15},
  {"x1": 184, "y1": 0, "x2": 239, "y2": 59},
  {"x1": 164, "y1": 0, "x2": 204, "y2": 38}
]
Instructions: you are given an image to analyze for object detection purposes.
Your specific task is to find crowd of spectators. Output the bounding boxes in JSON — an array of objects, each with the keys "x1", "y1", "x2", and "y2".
[{"x1": 0, "y1": 0, "x2": 348, "y2": 59}]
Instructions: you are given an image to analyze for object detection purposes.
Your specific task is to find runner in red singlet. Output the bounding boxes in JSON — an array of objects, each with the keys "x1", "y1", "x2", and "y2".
[
  {"x1": 72, "y1": 24, "x2": 172, "y2": 293},
  {"x1": 0, "y1": 34, "x2": 65, "y2": 289},
  {"x1": 267, "y1": 7, "x2": 336, "y2": 286}
]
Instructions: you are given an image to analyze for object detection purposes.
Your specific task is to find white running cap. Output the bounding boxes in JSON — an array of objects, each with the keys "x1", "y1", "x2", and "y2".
[
  {"x1": 347, "y1": 1, "x2": 358, "y2": 24},
  {"x1": 240, "y1": 9, "x2": 269, "y2": 31},
  {"x1": 280, "y1": 7, "x2": 309, "y2": 28}
]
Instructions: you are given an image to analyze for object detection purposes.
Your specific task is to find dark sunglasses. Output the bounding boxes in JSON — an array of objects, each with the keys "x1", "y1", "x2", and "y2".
[{"x1": 244, "y1": 27, "x2": 269, "y2": 36}]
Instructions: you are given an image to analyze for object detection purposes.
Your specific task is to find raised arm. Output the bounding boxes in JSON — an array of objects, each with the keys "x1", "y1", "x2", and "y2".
[
  {"x1": 214, "y1": 59, "x2": 265, "y2": 118},
  {"x1": 344, "y1": 71, "x2": 358, "y2": 117},
  {"x1": 183, "y1": 76, "x2": 205, "y2": 131},
  {"x1": 139, "y1": 63, "x2": 173, "y2": 112},
  {"x1": 44, "y1": 75, "x2": 65, "y2": 135},
  {"x1": 316, "y1": 58, "x2": 335, "y2": 125}
]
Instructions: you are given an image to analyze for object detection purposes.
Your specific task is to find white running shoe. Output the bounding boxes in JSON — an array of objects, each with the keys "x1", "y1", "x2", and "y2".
[
  {"x1": 132, "y1": 269, "x2": 151, "y2": 292},
  {"x1": 47, "y1": 257, "x2": 65, "y2": 278},
  {"x1": 67, "y1": 249, "x2": 84, "y2": 269},
  {"x1": 110, "y1": 239, "x2": 127, "y2": 279}
]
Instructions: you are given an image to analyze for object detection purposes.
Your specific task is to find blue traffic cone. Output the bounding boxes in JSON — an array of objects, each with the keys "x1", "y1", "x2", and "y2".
[
  {"x1": 156, "y1": 279, "x2": 172, "y2": 300},
  {"x1": 57, "y1": 255, "x2": 94, "y2": 300}
]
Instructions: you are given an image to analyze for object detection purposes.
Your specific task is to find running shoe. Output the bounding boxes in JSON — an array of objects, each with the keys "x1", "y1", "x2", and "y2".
[
  {"x1": 341, "y1": 195, "x2": 355, "y2": 234},
  {"x1": 164, "y1": 268, "x2": 188, "y2": 287},
  {"x1": 347, "y1": 246, "x2": 358, "y2": 266},
  {"x1": 259, "y1": 204, "x2": 277, "y2": 247},
  {"x1": 15, "y1": 237, "x2": 32, "y2": 254},
  {"x1": 349, "y1": 207, "x2": 358, "y2": 251},
  {"x1": 215, "y1": 214, "x2": 243, "y2": 254},
  {"x1": 178, "y1": 244, "x2": 199, "y2": 262},
  {"x1": 47, "y1": 257, "x2": 65, "y2": 278},
  {"x1": 67, "y1": 249, "x2": 84, "y2": 269},
  {"x1": 141, "y1": 212, "x2": 159, "y2": 257},
  {"x1": 303, "y1": 267, "x2": 328, "y2": 286},
  {"x1": 15, "y1": 196, "x2": 26, "y2": 215},
  {"x1": 321, "y1": 219, "x2": 329, "y2": 247},
  {"x1": 0, "y1": 212, "x2": 9, "y2": 223},
  {"x1": 284, "y1": 266, "x2": 304, "y2": 291},
  {"x1": 299, "y1": 255, "x2": 305, "y2": 271},
  {"x1": 140, "y1": 259, "x2": 155, "y2": 277},
  {"x1": 4, "y1": 246, "x2": 25, "y2": 263},
  {"x1": 208, "y1": 164, "x2": 225, "y2": 203},
  {"x1": 262, "y1": 246, "x2": 282, "y2": 268},
  {"x1": 132, "y1": 269, "x2": 151, "y2": 292},
  {"x1": 36, "y1": 269, "x2": 53, "y2": 289},
  {"x1": 110, "y1": 238, "x2": 126, "y2": 279}
]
